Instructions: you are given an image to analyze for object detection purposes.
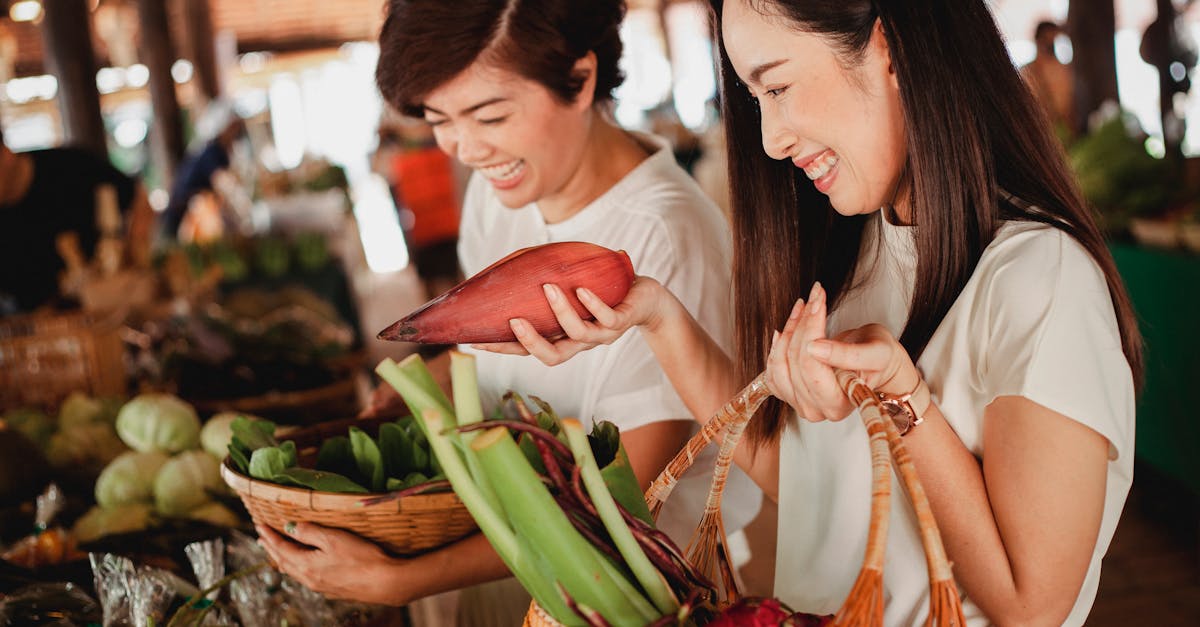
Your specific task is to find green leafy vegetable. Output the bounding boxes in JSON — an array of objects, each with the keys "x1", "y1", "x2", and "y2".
[{"x1": 349, "y1": 427, "x2": 385, "y2": 492}]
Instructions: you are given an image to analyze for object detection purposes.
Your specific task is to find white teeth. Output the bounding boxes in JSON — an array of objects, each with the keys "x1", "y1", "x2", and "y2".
[
  {"x1": 479, "y1": 159, "x2": 525, "y2": 181},
  {"x1": 803, "y1": 152, "x2": 838, "y2": 181}
]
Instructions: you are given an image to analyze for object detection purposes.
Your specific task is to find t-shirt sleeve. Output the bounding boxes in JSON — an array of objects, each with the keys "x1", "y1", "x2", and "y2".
[
  {"x1": 978, "y1": 230, "x2": 1135, "y2": 460},
  {"x1": 590, "y1": 194, "x2": 734, "y2": 431}
]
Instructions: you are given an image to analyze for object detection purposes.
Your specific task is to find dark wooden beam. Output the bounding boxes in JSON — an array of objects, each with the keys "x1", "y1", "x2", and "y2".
[
  {"x1": 1067, "y1": 0, "x2": 1119, "y2": 133},
  {"x1": 181, "y1": 0, "x2": 221, "y2": 103},
  {"x1": 39, "y1": 0, "x2": 107, "y2": 155},
  {"x1": 136, "y1": 0, "x2": 185, "y2": 186}
]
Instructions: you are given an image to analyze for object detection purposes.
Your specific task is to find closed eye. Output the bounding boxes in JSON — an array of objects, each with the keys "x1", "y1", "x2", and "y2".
[{"x1": 479, "y1": 116, "x2": 509, "y2": 126}]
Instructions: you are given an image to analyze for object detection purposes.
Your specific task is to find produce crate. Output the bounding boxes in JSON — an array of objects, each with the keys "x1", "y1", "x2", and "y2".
[{"x1": 0, "y1": 312, "x2": 125, "y2": 409}]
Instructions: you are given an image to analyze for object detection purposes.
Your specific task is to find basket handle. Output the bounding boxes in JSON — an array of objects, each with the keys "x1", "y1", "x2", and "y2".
[
  {"x1": 643, "y1": 372, "x2": 771, "y2": 518},
  {"x1": 834, "y1": 369, "x2": 966, "y2": 627}
]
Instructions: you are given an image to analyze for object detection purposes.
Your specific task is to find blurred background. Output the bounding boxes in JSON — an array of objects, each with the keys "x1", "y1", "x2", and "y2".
[{"x1": 0, "y1": 1, "x2": 1197, "y2": 625}]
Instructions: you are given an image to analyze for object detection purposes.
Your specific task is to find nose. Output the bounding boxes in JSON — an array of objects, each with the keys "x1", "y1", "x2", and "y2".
[
  {"x1": 433, "y1": 125, "x2": 492, "y2": 166},
  {"x1": 454, "y1": 127, "x2": 491, "y2": 165},
  {"x1": 759, "y1": 105, "x2": 797, "y2": 161}
]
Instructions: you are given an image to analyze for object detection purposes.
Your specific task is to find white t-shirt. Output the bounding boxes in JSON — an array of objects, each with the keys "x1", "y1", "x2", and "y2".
[
  {"x1": 774, "y1": 215, "x2": 1135, "y2": 626},
  {"x1": 458, "y1": 133, "x2": 762, "y2": 546}
]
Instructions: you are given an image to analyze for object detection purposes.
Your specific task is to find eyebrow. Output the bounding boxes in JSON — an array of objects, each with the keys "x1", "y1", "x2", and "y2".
[
  {"x1": 747, "y1": 59, "x2": 787, "y2": 86},
  {"x1": 423, "y1": 97, "x2": 509, "y2": 117}
]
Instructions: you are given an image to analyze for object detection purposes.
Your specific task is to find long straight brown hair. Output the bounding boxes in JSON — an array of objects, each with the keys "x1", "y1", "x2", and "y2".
[{"x1": 711, "y1": 0, "x2": 1144, "y2": 444}]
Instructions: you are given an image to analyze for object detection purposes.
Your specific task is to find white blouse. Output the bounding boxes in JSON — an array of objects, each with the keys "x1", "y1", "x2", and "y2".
[{"x1": 774, "y1": 214, "x2": 1135, "y2": 626}]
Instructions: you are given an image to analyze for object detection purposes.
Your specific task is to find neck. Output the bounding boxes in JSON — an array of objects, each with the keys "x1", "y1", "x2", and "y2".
[{"x1": 537, "y1": 110, "x2": 649, "y2": 224}]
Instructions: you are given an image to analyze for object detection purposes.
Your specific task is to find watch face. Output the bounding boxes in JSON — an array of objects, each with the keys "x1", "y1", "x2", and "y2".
[{"x1": 880, "y1": 399, "x2": 913, "y2": 434}]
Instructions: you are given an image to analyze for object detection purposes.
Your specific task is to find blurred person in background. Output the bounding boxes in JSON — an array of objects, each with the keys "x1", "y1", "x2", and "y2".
[
  {"x1": 0, "y1": 126, "x2": 154, "y2": 314},
  {"x1": 374, "y1": 112, "x2": 463, "y2": 301},
  {"x1": 160, "y1": 101, "x2": 251, "y2": 241},
  {"x1": 1021, "y1": 21, "x2": 1078, "y2": 142}
]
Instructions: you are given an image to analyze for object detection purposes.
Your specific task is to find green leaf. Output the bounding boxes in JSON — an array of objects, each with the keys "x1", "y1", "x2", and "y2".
[
  {"x1": 588, "y1": 421, "x2": 621, "y2": 468},
  {"x1": 349, "y1": 427, "x2": 385, "y2": 492},
  {"x1": 228, "y1": 440, "x2": 251, "y2": 474},
  {"x1": 248, "y1": 446, "x2": 293, "y2": 481},
  {"x1": 272, "y1": 467, "x2": 367, "y2": 493},
  {"x1": 378, "y1": 422, "x2": 414, "y2": 479},
  {"x1": 600, "y1": 443, "x2": 654, "y2": 525},
  {"x1": 230, "y1": 417, "x2": 277, "y2": 451},
  {"x1": 279, "y1": 440, "x2": 298, "y2": 467},
  {"x1": 315, "y1": 435, "x2": 358, "y2": 481},
  {"x1": 385, "y1": 471, "x2": 431, "y2": 491}
]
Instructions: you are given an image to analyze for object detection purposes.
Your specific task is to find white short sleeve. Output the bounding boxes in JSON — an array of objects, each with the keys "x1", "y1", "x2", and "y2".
[{"x1": 978, "y1": 229, "x2": 1135, "y2": 460}]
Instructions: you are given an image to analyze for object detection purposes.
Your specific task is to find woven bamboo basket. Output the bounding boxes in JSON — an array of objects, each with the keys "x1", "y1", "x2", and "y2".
[
  {"x1": 0, "y1": 311, "x2": 126, "y2": 409},
  {"x1": 221, "y1": 414, "x2": 477, "y2": 555},
  {"x1": 525, "y1": 369, "x2": 966, "y2": 627}
]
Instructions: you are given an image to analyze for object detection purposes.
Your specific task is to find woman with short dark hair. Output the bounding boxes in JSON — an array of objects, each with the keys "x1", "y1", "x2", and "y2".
[{"x1": 256, "y1": 1, "x2": 759, "y2": 624}]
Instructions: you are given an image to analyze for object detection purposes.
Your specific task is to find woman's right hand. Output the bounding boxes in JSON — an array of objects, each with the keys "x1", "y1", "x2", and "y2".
[
  {"x1": 256, "y1": 521, "x2": 412, "y2": 606},
  {"x1": 472, "y1": 275, "x2": 668, "y2": 366}
]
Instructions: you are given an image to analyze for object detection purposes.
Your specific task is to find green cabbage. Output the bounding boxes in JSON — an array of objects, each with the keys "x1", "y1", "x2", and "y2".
[
  {"x1": 95, "y1": 451, "x2": 170, "y2": 508},
  {"x1": 116, "y1": 394, "x2": 201, "y2": 454},
  {"x1": 58, "y1": 392, "x2": 104, "y2": 429},
  {"x1": 200, "y1": 412, "x2": 258, "y2": 460},
  {"x1": 72, "y1": 503, "x2": 155, "y2": 543},
  {"x1": 153, "y1": 451, "x2": 221, "y2": 516}
]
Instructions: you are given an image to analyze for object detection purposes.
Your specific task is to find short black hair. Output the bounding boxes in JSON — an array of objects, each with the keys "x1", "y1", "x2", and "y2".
[{"x1": 376, "y1": 0, "x2": 627, "y2": 117}]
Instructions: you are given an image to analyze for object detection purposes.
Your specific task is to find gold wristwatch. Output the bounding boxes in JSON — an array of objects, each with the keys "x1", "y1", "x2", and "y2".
[{"x1": 876, "y1": 379, "x2": 927, "y2": 436}]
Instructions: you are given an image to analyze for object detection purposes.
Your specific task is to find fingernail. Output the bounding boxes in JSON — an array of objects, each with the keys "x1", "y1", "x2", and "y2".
[
  {"x1": 576, "y1": 287, "x2": 593, "y2": 300},
  {"x1": 284, "y1": 521, "x2": 297, "y2": 535},
  {"x1": 807, "y1": 341, "x2": 832, "y2": 359},
  {"x1": 542, "y1": 284, "x2": 558, "y2": 303},
  {"x1": 809, "y1": 281, "x2": 820, "y2": 302},
  {"x1": 509, "y1": 319, "x2": 523, "y2": 334},
  {"x1": 790, "y1": 300, "x2": 805, "y2": 320}
]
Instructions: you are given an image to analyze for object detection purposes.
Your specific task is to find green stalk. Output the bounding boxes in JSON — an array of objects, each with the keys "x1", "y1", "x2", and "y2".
[
  {"x1": 376, "y1": 358, "x2": 567, "y2": 616},
  {"x1": 472, "y1": 427, "x2": 658, "y2": 627},
  {"x1": 563, "y1": 419, "x2": 679, "y2": 616},
  {"x1": 377, "y1": 356, "x2": 502, "y2": 515},
  {"x1": 449, "y1": 351, "x2": 485, "y2": 440}
]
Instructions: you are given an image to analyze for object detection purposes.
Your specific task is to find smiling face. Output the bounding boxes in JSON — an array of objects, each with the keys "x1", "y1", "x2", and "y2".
[
  {"x1": 722, "y1": 0, "x2": 909, "y2": 218},
  {"x1": 421, "y1": 60, "x2": 594, "y2": 210}
]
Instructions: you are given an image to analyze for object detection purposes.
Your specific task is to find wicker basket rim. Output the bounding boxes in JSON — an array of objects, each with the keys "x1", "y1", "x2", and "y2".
[{"x1": 220, "y1": 458, "x2": 462, "y2": 509}]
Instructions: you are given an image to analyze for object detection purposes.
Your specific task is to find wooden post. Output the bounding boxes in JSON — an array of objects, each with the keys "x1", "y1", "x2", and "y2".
[
  {"x1": 137, "y1": 0, "x2": 185, "y2": 186},
  {"x1": 40, "y1": 0, "x2": 107, "y2": 156},
  {"x1": 182, "y1": 0, "x2": 222, "y2": 104},
  {"x1": 1066, "y1": 0, "x2": 1119, "y2": 133}
]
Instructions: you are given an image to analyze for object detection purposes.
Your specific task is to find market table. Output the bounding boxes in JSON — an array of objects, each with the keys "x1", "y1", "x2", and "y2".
[{"x1": 1110, "y1": 243, "x2": 1200, "y2": 496}]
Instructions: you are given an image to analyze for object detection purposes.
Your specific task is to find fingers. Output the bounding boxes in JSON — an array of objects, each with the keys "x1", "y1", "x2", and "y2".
[
  {"x1": 278, "y1": 520, "x2": 331, "y2": 550},
  {"x1": 508, "y1": 318, "x2": 588, "y2": 366},
  {"x1": 806, "y1": 336, "x2": 894, "y2": 373},
  {"x1": 577, "y1": 287, "x2": 622, "y2": 329},
  {"x1": 470, "y1": 341, "x2": 531, "y2": 356},
  {"x1": 543, "y1": 284, "x2": 593, "y2": 338},
  {"x1": 789, "y1": 284, "x2": 844, "y2": 416}
]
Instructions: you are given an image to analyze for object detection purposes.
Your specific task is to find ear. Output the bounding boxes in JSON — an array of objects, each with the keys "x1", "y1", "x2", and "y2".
[
  {"x1": 572, "y1": 51, "x2": 598, "y2": 111},
  {"x1": 871, "y1": 19, "x2": 899, "y2": 91}
]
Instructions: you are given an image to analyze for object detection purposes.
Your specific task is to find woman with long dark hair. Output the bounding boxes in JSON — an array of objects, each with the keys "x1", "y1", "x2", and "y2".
[
  {"x1": 497, "y1": 0, "x2": 1141, "y2": 623},
  {"x1": 255, "y1": 1, "x2": 760, "y2": 624}
]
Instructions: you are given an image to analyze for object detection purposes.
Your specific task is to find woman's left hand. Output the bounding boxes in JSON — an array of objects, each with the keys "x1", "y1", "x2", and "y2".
[{"x1": 767, "y1": 282, "x2": 921, "y2": 421}]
